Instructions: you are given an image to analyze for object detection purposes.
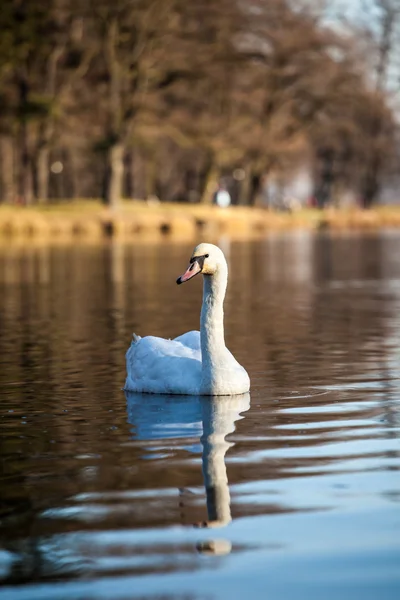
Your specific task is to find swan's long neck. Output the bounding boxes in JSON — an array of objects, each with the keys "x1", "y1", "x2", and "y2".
[{"x1": 200, "y1": 264, "x2": 228, "y2": 366}]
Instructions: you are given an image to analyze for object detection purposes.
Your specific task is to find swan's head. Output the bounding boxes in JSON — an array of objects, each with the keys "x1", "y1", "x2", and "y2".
[{"x1": 176, "y1": 243, "x2": 226, "y2": 284}]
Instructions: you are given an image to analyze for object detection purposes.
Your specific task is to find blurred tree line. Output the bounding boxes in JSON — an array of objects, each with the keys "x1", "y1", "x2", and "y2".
[{"x1": 0, "y1": 0, "x2": 399, "y2": 208}]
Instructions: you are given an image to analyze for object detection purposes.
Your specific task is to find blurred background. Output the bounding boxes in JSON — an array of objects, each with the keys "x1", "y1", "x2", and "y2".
[
  {"x1": 1, "y1": 2, "x2": 400, "y2": 597},
  {"x1": 0, "y1": 0, "x2": 399, "y2": 212}
]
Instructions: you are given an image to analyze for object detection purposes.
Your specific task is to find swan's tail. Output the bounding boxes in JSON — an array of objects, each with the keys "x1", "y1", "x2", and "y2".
[{"x1": 132, "y1": 333, "x2": 141, "y2": 345}]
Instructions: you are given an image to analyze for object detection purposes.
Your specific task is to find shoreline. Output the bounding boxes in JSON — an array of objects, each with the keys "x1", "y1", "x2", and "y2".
[{"x1": 1, "y1": 202, "x2": 400, "y2": 242}]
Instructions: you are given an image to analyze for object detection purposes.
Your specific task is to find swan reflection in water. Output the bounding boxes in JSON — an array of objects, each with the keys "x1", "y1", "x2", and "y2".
[{"x1": 125, "y1": 392, "x2": 250, "y2": 553}]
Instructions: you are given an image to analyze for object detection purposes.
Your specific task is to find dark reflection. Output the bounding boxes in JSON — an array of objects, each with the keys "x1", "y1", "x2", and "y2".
[
  {"x1": 0, "y1": 393, "x2": 249, "y2": 584},
  {"x1": 126, "y1": 392, "x2": 250, "y2": 552}
]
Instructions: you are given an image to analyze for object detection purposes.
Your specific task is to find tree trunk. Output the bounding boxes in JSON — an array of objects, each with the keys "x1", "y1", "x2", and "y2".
[
  {"x1": 132, "y1": 149, "x2": 146, "y2": 199},
  {"x1": 66, "y1": 148, "x2": 77, "y2": 199},
  {"x1": 0, "y1": 136, "x2": 15, "y2": 204},
  {"x1": 35, "y1": 120, "x2": 55, "y2": 204},
  {"x1": 36, "y1": 146, "x2": 50, "y2": 203},
  {"x1": 34, "y1": 43, "x2": 61, "y2": 204},
  {"x1": 17, "y1": 74, "x2": 34, "y2": 205},
  {"x1": 106, "y1": 142, "x2": 124, "y2": 209},
  {"x1": 104, "y1": 18, "x2": 124, "y2": 209},
  {"x1": 200, "y1": 161, "x2": 219, "y2": 204},
  {"x1": 19, "y1": 122, "x2": 33, "y2": 206},
  {"x1": 236, "y1": 169, "x2": 251, "y2": 206},
  {"x1": 362, "y1": 154, "x2": 380, "y2": 208},
  {"x1": 145, "y1": 153, "x2": 157, "y2": 200},
  {"x1": 125, "y1": 148, "x2": 135, "y2": 199},
  {"x1": 314, "y1": 151, "x2": 334, "y2": 209},
  {"x1": 248, "y1": 172, "x2": 262, "y2": 206}
]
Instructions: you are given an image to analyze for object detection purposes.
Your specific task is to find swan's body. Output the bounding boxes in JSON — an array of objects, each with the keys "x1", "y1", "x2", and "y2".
[{"x1": 125, "y1": 243, "x2": 250, "y2": 396}]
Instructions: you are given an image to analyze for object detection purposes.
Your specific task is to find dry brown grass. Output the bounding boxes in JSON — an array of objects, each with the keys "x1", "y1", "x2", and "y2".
[{"x1": 1, "y1": 201, "x2": 400, "y2": 243}]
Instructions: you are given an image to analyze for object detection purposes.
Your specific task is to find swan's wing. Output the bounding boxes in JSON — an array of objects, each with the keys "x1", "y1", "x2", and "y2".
[
  {"x1": 173, "y1": 330, "x2": 201, "y2": 352},
  {"x1": 125, "y1": 335, "x2": 202, "y2": 395}
]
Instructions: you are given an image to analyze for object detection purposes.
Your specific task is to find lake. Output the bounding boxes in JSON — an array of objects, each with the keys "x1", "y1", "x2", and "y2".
[{"x1": 0, "y1": 232, "x2": 399, "y2": 600}]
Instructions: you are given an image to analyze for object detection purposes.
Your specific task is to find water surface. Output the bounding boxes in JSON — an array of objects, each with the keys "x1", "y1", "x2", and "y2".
[{"x1": 0, "y1": 232, "x2": 400, "y2": 599}]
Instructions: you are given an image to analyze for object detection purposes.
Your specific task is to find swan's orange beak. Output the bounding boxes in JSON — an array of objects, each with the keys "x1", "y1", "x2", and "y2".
[{"x1": 176, "y1": 260, "x2": 201, "y2": 284}]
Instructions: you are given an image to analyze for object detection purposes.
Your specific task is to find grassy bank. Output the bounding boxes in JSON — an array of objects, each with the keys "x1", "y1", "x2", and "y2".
[{"x1": 1, "y1": 201, "x2": 400, "y2": 242}]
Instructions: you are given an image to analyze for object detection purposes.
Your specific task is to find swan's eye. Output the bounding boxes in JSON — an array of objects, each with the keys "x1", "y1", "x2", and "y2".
[{"x1": 205, "y1": 254, "x2": 209, "y2": 258}]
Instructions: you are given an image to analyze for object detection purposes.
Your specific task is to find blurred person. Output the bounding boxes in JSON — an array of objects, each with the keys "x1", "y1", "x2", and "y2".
[{"x1": 213, "y1": 184, "x2": 231, "y2": 208}]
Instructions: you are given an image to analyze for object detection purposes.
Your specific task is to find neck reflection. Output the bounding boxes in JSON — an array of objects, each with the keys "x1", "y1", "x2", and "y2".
[
  {"x1": 198, "y1": 394, "x2": 250, "y2": 528},
  {"x1": 125, "y1": 392, "x2": 250, "y2": 532}
]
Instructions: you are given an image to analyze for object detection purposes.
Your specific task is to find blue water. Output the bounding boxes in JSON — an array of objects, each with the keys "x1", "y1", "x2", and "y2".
[{"x1": 0, "y1": 232, "x2": 399, "y2": 599}]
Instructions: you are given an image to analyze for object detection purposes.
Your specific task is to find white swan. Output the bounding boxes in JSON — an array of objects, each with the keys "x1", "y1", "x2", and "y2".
[{"x1": 125, "y1": 242, "x2": 250, "y2": 395}]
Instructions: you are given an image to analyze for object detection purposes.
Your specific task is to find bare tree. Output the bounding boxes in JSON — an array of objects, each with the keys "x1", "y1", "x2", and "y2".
[{"x1": 0, "y1": 0, "x2": 398, "y2": 207}]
